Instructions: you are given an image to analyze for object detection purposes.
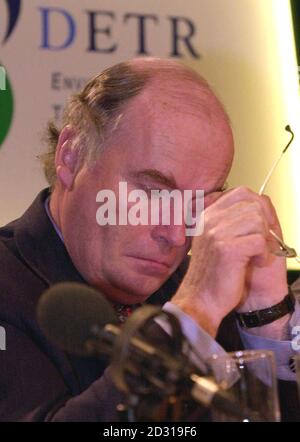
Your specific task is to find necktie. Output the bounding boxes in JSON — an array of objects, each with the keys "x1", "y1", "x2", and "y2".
[{"x1": 113, "y1": 303, "x2": 141, "y2": 323}]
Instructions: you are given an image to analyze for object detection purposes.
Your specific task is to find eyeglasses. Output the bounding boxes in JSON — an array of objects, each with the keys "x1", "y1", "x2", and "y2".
[{"x1": 259, "y1": 125, "x2": 300, "y2": 263}]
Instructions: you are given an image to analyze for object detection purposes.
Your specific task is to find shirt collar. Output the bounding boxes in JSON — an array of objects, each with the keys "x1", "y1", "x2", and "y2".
[{"x1": 44, "y1": 196, "x2": 64, "y2": 242}]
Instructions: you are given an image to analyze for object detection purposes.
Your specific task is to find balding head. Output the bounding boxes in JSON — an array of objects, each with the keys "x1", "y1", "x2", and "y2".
[{"x1": 41, "y1": 57, "x2": 231, "y2": 188}]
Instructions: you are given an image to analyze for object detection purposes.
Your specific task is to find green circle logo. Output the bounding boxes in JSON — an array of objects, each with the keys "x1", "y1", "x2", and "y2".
[{"x1": 0, "y1": 63, "x2": 14, "y2": 147}]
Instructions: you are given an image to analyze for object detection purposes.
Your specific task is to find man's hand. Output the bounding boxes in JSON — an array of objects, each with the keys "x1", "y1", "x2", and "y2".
[
  {"x1": 171, "y1": 187, "x2": 288, "y2": 338},
  {"x1": 237, "y1": 194, "x2": 289, "y2": 339}
]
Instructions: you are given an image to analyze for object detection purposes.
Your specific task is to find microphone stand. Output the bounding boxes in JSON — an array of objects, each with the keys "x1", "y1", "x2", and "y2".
[{"x1": 88, "y1": 305, "x2": 258, "y2": 422}]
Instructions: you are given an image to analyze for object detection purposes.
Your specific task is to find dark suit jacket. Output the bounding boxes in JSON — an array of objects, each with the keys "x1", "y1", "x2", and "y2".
[{"x1": 0, "y1": 189, "x2": 298, "y2": 421}]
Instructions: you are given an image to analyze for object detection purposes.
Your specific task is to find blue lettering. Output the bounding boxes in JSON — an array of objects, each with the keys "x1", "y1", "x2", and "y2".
[
  {"x1": 39, "y1": 7, "x2": 76, "y2": 50},
  {"x1": 168, "y1": 16, "x2": 200, "y2": 58}
]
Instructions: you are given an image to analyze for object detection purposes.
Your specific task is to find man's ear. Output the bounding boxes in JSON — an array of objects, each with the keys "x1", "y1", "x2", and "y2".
[{"x1": 55, "y1": 126, "x2": 80, "y2": 189}]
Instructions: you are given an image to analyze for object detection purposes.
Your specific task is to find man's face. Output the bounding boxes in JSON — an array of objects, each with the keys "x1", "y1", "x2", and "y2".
[{"x1": 57, "y1": 83, "x2": 234, "y2": 304}]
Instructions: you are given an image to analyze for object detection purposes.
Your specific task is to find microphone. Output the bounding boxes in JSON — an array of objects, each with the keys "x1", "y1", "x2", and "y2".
[
  {"x1": 36, "y1": 282, "x2": 119, "y2": 356},
  {"x1": 37, "y1": 282, "x2": 257, "y2": 421}
]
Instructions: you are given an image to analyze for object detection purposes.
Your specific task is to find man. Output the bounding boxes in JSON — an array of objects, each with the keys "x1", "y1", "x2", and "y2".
[{"x1": 0, "y1": 57, "x2": 299, "y2": 421}]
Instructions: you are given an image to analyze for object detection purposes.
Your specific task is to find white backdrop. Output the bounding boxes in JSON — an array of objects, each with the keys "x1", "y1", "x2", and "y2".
[{"x1": 1, "y1": 0, "x2": 300, "y2": 267}]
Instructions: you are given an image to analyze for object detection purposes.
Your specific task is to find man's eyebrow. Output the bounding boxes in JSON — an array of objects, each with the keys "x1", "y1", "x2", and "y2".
[{"x1": 128, "y1": 169, "x2": 178, "y2": 189}]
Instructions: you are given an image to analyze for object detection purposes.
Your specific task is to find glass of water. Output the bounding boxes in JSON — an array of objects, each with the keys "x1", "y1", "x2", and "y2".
[{"x1": 207, "y1": 350, "x2": 281, "y2": 422}]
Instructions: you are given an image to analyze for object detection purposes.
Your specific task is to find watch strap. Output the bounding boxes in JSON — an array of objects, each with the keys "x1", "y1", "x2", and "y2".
[{"x1": 236, "y1": 287, "x2": 295, "y2": 328}]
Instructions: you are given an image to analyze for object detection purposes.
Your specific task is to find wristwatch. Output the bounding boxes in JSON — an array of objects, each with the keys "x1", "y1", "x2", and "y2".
[{"x1": 236, "y1": 287, "x2": 295, "y2": 328}]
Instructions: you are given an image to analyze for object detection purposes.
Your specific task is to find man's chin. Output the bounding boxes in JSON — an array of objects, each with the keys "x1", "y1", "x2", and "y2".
[{"x1": 111, "y1": 273, "x2": 167, "y2": 304}]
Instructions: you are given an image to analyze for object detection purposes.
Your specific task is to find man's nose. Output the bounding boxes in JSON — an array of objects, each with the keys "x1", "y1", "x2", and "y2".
[{"x1": 151, "y1": 223, "x2": 187, "y2": 248}]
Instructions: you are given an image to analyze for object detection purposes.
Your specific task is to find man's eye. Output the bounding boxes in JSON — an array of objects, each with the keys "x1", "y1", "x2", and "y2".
[
  {"x1": 141, "y1": 185, "x2": 153, "y2": 196},
  {"x1": 141, "y1": 185, "x2": 160, "y2": 196},
  {"x1": 139, "y1": 185, "x2": 173, "y2": 199}
]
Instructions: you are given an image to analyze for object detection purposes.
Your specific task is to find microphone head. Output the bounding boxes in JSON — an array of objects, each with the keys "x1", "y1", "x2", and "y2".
[{"x1": 37, "y1": 282, "x2": 118, "y2": 356}]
